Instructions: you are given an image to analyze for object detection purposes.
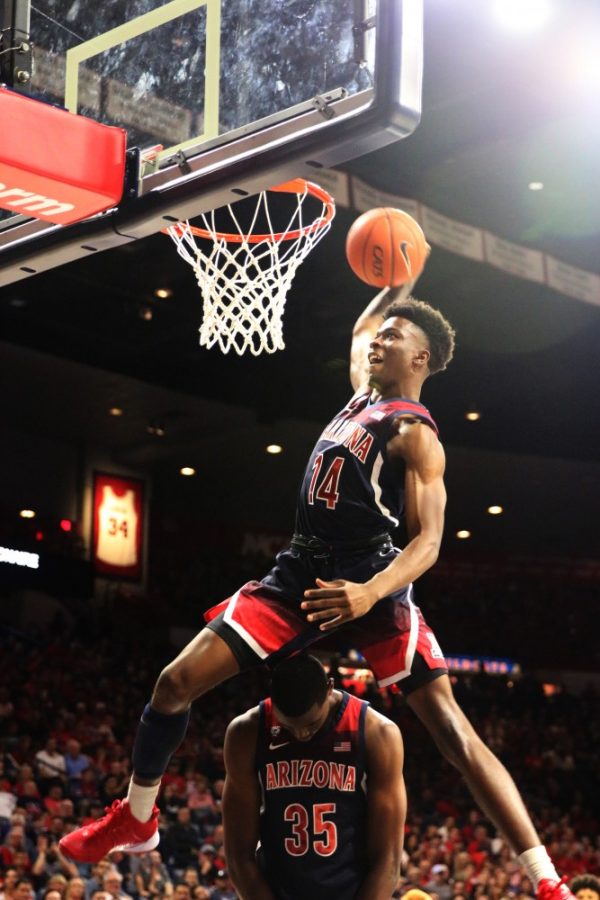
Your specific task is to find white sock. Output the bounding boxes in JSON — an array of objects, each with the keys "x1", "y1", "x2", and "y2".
[
  {"x1": 518, "y1": 846, "x2": 559, "y2": 889},
  {"x1": 127, "y1": 780, "x2": 159, "y2": 823}
]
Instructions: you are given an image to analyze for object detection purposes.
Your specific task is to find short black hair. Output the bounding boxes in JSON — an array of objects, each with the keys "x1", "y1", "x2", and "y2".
[
  {"x1": 572, "y1": 876, "x2": 600, "y2": 897},
  {"x1": 271, "y1": 655, "x2": 328, "y2": 717},
  {"x1": 384, "y1": 297, "x2": 456, "y2": 375}
]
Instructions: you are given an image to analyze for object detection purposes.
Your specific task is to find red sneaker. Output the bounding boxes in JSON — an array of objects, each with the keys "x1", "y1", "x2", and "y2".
[
  {"x1": 537, "y1": 878, "x2": 576, "y2": 900},
  {"x1": 59, "y1": 800, "x2": 159, "y2": 863}
]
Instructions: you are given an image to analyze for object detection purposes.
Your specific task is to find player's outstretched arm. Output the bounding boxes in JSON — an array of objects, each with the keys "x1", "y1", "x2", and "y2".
[
  {"x1": 356, "y1": 709, "x2": 406, "y2": 900},
  {"x1": 349, "y1": 282, "x2": 415, "y2": 392},
  {"x1": 223, "y1": 712, "x2": 277, "y2": 900}
]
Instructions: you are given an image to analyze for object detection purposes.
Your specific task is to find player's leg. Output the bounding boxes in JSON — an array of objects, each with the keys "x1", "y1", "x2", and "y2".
[
  {"x1": 131, "y1": 626, "x2": 241, "y2": 785},
  {"x1": 349, "y1": 590, "x2": 576, "y2": 900},
  {"x1": 59, "y1": 559, "x2": 320, "y2": 865},
  {"x1": 59, "y1": 628, "x2": 239, "y2": 863},
  {"x1": 406, "y1": 674, "x2": 538, "y2": 850},
  {"x1": 406, "y1": 675, "x2": 576, "y2": 900}
]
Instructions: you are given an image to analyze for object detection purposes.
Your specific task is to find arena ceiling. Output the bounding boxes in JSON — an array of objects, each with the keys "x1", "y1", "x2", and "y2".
[{"x1": 1, "y1": 0, "x2": 599, "y2": 558}]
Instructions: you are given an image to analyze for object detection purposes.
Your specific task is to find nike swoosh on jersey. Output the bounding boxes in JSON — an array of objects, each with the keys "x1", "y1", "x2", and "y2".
[{"x1": 268, "y1": 741, "x2": 290, "y2": 750}]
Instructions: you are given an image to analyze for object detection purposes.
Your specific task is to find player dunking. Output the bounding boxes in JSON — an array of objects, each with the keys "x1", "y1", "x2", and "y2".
[
  {"x1": 222, "y1": 654, "x2": 405, "y2": 900},
  {"x1": 61, "y1": 283, "x2": 576, "y2": 900}
]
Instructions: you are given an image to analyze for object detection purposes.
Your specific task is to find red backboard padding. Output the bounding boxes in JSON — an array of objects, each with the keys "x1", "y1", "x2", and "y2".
[{"x1": 0, "y1": 87, "x2": 127, "y2": 226}]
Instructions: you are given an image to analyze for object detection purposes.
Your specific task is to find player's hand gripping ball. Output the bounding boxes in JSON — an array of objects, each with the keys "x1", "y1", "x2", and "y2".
[{"x1": 345, "y1": 207, "x2": 429, "y2": 288}]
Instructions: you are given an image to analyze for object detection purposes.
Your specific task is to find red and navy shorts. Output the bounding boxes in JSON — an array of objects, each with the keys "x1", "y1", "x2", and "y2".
[{"x1": 205, "y1": 540, "x2": 448, "y2": 694}]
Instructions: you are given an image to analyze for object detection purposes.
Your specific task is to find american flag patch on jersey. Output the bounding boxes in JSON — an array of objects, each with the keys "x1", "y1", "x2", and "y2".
[{"x1": 333, "y1": 740, "x2": 351, "y2": 752}]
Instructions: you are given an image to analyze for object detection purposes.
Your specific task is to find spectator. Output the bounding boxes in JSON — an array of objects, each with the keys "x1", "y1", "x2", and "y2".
[
  {"x1": 196, "y1": 846, "x2": 218, "y2": 887},
  {"x1": 44, "y1": 821, "x2": 66, "y2": 849},
  {"x1": 208, "y1": 871, "x2": 235, "y2": 900},
  {"x1": 12, "y1": 882, "x2": 34, "y2": 900},
  {"x1": 34, "y1": 743, "x2": 66, "y2": 791},
  {"x1": 1, "y1": 826, "x2": 34, "y2": 870},
  {"x1": 13, "y1": 771, "x2": 36, "y2": 802},
  {"x1": 130, "y1": 851, "x2": 172, "y2": 899},
  {"x1": 571, "y1": 877, "x2": 600, "y2": 900},
  {"x1": 171, "y1": 886, "x2": 190, "y2": 900},
  {"x1": 0, "y1": 868, "x2": 19, "y2": 900},
  {"x1": 184, "y1": 775, "x2": 216, "y2": 829},
  {"x1": 162, "y1": 809, "x2": 201, "y2": 875},
  {"x1": 425, "y1": 864, "x2": 453, "y2": 900},
  {"x1": 42, "y1": 787, "x2": 65, "y2": 821},
  {"x1": 63, "y1": 879, "x2": 85, "y2": 900},
  {"x1": 63, "y1": 745, "x2": 89, "y2": 800},
  {"x1": 158, "y1": 786, "x2": 185, "y2": 821},
  {"x1": 31, "y1": 834, "x2": 78, "y2": 886},
  {"x1": 37, "y1": 875, "x2": 67, "y2": 900},
  {"x1": 181, "y1": 869, "x2": 199, "y2": 893},
  {"x1": 98, "y1": 779, "x2": 122, "y2": 809},
  {"x1": 84, "y1": 863, "x2": 114, "y2": 900},
  {"x1": 401, "y1": 891, "x2": 434, "y2": 900},
  {"x1": 191, "y1": 889, "x2": 209, "y2": 900},
  {"x1": 77, "y1": 772, "x2": 99, "y2": 805},
  {"x1": 101, "y1": 873, "x2": 130, "y2": 900},
  {"x1": 162, "y1": 764, "x2": 186, "y2": 796}
]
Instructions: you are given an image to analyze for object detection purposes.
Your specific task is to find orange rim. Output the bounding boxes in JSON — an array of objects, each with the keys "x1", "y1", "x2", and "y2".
[{"x1": 163, "y1": 178, "x2": 335, "y2": 244}]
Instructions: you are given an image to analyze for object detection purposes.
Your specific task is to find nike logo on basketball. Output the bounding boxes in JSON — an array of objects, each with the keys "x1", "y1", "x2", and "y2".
[
  {"x1": 269, "y1": 741, "x2": 290, "y2": 750},
  {"x1": 399, "y1": 240, "x2": 412, "y2": 275}
]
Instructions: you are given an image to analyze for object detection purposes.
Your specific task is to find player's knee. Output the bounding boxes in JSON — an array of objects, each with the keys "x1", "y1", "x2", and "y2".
[{"x1": 153, "y1": 661, "x2": 194, "y2": 711}]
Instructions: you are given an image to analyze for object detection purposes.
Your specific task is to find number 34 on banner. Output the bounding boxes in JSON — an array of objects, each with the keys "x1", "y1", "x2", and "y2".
[{"x1": 92, "y1": 473, "x2": 144, "y2": 580}]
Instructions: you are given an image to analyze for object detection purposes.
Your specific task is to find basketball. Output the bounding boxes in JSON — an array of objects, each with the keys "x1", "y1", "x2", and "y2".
[{"x1": 345, "y1": 207, "x2": 429, "y2": 288}]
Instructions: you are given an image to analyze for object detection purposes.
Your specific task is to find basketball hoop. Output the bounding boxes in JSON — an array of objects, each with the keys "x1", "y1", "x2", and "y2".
[{"x1": 164, "y1": 178, "x2": 335, "y2": 356}]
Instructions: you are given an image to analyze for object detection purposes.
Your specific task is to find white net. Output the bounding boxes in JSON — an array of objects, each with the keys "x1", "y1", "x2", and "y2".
[{"x1": 166, "y1": 181, "x2": 335, "y2": 356}]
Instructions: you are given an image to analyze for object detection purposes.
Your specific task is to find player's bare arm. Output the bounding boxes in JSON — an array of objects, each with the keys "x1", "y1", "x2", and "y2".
[
  {"x1": 369, "y1": 417, "x2": 446, "y2": 596},
  {"x1": 349, "y1": 282, "x2": 415, "y2": 392},
  {"x1": 355, "y1": 709, "x2": 406, "y2": 900},
  {"x1": 223, "y1": 712, "x2": 277, "y2": 900},
  {"x1": 302, "y1": 420, "x2": 445, "y2": 630}
]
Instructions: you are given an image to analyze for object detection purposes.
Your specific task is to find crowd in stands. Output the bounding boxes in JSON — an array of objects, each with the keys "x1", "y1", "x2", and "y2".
[{"x1": 0, "y1": 616, "x2": 599, "y2": 900}]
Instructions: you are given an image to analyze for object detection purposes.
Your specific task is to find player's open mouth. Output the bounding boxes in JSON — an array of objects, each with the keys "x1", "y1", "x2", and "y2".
[{"x1": 368, "y1": 353, "x2": 383, "y2": 365}]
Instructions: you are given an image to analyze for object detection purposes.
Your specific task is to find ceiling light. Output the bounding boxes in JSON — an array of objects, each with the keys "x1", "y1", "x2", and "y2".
[
  {"x1": 487, "y1": 505, "x2": 503, "y2": 515},
  {"x1": 528, "y1": 181, "x2": 544, "y2": 191},
  {"x1": 19, "y1": 509, "x2": 36, "y2": 519},
  {"x1": 147, "y1": 423, "x2": 166, "y2": 437},
  {"x1": 154, "y1": 288, "x2": 173, "y2": 299},
  {"x1": 140, "y1": 306, "x2": 153, "y2": 321},
  {"x1": 456, "y1": 530, "x2": 471, "y2": 539},
  {"x1": 266, "y1": 444, "x2": 283, "y2": 454},
  {"x1": 180, "y1": 467, "x2": 196, "y2": 476},
  {"x1": 465, "y1": 410, "x2": 481, "y2": 421},
  {"x1": 108, "y1": 407, "x2": 124, "y2": 416},
  {"x1": 492, "y1": 0, "x2": 554, "y2": 32}
]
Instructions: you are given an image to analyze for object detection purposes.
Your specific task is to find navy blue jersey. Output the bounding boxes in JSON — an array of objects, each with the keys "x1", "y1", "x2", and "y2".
[
  {"x1": 296, "y1": 391, "x2": 438, "y2": 542},
  {"x1": 256, "y1": 691, "x2": 368, "y2": 900}
]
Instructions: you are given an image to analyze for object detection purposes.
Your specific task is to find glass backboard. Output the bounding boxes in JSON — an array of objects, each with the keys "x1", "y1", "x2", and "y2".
[{"x1": 0, "y1": 0, "x2": 423, "y2": 284}]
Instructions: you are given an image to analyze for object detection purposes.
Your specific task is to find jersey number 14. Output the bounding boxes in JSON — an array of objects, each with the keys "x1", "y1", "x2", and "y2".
[{"x1": 307, "y1": 454, "x2": 345, "y2": 510}]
